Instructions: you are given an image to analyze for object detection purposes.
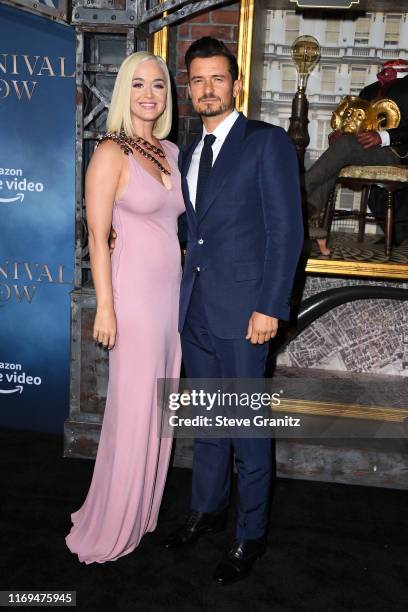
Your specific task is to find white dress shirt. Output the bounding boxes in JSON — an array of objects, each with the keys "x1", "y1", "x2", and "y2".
[{"x1": 187, "y1": 109, "x2": 240, "y2": 209}]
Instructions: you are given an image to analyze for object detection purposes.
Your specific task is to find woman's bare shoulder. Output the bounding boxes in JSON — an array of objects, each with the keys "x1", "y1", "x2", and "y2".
[
  {"x1": 88, "y1": 139, "x2": 126, "y2": 175},
  {"x1": 93, "y1": 139, "x2": 126, "y2": 161}
]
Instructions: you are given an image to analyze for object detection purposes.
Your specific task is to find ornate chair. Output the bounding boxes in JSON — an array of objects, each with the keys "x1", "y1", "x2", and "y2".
[{"x1": 322, "y1": 165, "x2": 408, "y2": 257}]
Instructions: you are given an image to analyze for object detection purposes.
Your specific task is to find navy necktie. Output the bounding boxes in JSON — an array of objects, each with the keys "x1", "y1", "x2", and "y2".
[{"x1": 195, "y1": 133, "x2": 216, "y2": 216}]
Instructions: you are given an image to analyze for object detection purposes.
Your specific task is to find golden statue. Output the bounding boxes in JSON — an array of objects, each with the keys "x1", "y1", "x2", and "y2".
[{"x1": 331, "y1": 95, "x2": 401, "y2": 134}]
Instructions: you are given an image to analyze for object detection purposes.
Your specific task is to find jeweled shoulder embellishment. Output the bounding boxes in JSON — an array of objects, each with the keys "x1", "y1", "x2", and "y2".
[{"x1": 98, "y1": 132, "x2": 133, "y2": 156}]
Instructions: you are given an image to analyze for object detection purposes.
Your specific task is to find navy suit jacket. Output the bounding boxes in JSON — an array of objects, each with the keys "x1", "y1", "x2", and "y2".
[{"x1": 178, "y1": 112, "x2": 303, "y2": 339}]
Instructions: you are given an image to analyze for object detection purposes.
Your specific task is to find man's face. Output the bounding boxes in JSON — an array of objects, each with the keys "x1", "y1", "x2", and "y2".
[{"x1": 187, "y1": 55, "x2": 241, "y2": 118}]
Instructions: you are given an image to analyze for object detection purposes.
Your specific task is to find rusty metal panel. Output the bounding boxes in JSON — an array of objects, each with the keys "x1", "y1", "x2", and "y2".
[
  {"x1": 1, "y1": 0, "x2": 69, "y2": 23},
  {"x1": 79, "y1": 308, "x2": 108, "y2": 415},
  {"x1": 64, "y1": 286, "x2": 107, "y2": 457},
  {"x1": 74, "y1": 29, "x2": 85, "y2": 289},
  {"x1": 174, "y1": 438, "x2": 408, "y2": 490},
  {"x1": 71, "y1": 0, "x2": 143, "y2": 26},
  {"x1": 70, "y1": 285, "x2": 108, "y2": 420},
  {"x1": 148, "y1": 1, "x2": 227, "y2": 32},
  {"x1": 275, "y1": 439, "x2": 408, "y2": 490},
  {"x1": 64, "y1": 419, "x2": 103, "y2": 459},
  {"x1": 71, "y1": 0, "x2": 228, "y2": 30}
]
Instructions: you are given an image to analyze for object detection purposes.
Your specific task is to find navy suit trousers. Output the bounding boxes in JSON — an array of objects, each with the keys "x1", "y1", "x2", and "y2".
[{"x1": 181, "y1": 274, "x2": 272, "y2": 540}]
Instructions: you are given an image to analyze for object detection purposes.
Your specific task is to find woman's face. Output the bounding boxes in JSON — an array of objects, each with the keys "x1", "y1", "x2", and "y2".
[{"x1": 130, "y1": 59, "x2": 167, "y2": 125}]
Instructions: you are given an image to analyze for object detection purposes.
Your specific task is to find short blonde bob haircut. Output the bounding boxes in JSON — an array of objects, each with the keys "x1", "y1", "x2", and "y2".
[{"x1": 107, "y1": 51, "x2": 172, "y2": 140}]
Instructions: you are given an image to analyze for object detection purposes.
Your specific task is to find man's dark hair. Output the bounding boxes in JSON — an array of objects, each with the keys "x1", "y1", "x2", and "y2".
[{"x1": 185, "y1": 37, "x2": 239, "y2": 82}]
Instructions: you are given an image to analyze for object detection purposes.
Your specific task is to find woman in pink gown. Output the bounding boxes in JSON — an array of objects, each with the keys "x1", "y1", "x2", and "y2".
[{"x1": 66, "y1": 52, "x2": 185, "y2": 564}]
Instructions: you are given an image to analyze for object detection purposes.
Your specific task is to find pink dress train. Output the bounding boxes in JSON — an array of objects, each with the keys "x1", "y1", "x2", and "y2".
[{"x1": 66, "y1": 140, "x2": 185, "y2": 564}]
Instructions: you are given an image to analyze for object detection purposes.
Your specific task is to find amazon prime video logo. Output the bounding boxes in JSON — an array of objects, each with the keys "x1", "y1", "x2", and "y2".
[
  {"x1": 0, "y1": 361, "x2": 42, "y2": 395},
  {"x1": 0, "y1": 167, "x2": 44, "y2": 204}
]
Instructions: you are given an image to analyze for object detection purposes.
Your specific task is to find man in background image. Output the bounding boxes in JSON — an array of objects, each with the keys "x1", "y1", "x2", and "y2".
[{"x1": 306, "y1": 59, "x2": 408, "y2": 256}]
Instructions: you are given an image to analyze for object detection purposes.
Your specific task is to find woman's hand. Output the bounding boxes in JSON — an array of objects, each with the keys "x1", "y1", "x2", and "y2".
[
  {"x1": 93, "y1": 306, "x2": 117, "y2": 350},
  {"x1": 109, "y1": 228, "x2": 118, "y2": 255}
]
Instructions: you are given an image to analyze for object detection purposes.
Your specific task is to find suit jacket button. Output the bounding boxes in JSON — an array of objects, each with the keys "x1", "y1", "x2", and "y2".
[{"x1": 198, "y1": 238, "x2": 204, "y2": 245}]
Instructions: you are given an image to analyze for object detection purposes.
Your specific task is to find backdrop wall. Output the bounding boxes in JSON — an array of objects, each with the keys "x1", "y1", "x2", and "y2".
[{"x1": 0, "y1": 4, "x2": 76, "y2": 432}]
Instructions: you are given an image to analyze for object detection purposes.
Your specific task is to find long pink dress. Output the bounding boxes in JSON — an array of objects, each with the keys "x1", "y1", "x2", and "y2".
[{"x1": 66, "y1": 140, "x2": 185, "y2": 564}]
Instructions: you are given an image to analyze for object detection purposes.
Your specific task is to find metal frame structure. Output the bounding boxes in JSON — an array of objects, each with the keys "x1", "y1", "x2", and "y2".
[
  {"x1": 73, "y1": 27, "x2": 140, "y2": 287},
  {"x1": 1, "y1": 0, "x2": 229, "y2": 27},
  {"x1": 69, "y1": 1, "x2": 230, "y2": 287},
  {"x1": 72, "y1": 1, "x2": 229, "y2": 30}
]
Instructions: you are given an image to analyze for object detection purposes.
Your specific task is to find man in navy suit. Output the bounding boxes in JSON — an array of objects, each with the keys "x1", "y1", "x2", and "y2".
[{"x1": 162, "y1": 37, "x2": 303, "y2": 584}]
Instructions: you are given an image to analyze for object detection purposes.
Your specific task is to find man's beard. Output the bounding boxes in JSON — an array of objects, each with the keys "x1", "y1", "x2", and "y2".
[{"x1": 198, "y1": 100, "x2": 230, "y2": 117}]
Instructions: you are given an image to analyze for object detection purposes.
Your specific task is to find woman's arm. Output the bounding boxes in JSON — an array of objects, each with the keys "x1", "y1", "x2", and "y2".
[{"x1": 85, "y1": 141, "x2": 124, "y2": 349}]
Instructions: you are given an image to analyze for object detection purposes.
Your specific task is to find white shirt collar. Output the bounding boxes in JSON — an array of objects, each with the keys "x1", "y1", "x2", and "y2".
[{"x1": 202, "y1": 109, "x2": 240, "y2": 143}]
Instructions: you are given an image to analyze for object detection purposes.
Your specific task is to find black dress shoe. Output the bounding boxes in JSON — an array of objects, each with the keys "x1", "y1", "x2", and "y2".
[
  {"x1": 213, "y1": 537, "x2": 267, "y2": 585},
  {"x1": 161, "y1": 510, "x2": 227, "y2": 549}
]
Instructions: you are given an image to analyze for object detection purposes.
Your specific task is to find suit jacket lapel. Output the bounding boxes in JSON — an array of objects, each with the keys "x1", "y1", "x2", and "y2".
[
  {"x1": 197, "y1": 113, "x2": 247, "y2": 221},
  {"x1": 181, "y1": 136, "x2": 200, "y2": 225}
]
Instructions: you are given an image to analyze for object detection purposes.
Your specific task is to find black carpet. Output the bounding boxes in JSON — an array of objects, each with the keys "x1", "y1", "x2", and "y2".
[{"x1": 1, "y1": 428, "x2": 407, "y2": 612}]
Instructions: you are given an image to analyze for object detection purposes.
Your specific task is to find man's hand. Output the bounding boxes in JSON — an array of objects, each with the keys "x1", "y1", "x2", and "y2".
[
  {"x1": 109, "y1": 228, "x2": 117, "y2": 255},
  {"x1": 246, "y1": 312, "x2": 278, "y2": 344},
  {"x1": 328, "y1": 130, "x2": 343, "y2": 146},
  {"x1": 356, "y1": 131, "x2": 382, "y2": 149}
]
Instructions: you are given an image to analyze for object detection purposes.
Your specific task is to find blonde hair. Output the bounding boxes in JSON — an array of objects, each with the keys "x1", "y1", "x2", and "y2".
[{"x1": 107, "y1": 51, "x2": 172, "y2": 139}]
